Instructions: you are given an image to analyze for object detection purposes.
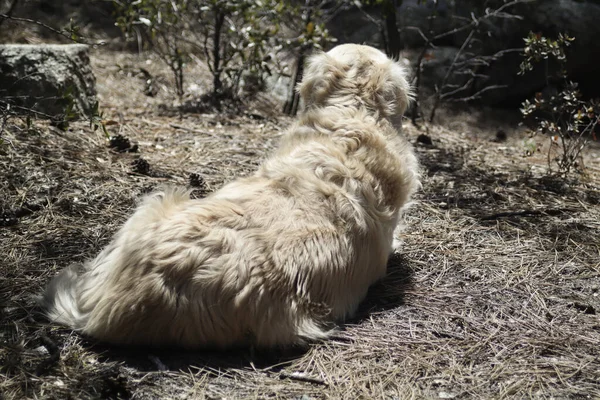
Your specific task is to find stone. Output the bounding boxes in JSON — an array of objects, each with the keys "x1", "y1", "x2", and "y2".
[
  {"x1": 530, "y1": 0, "x2": 600, "y2": 97},
  {"x1": 468, "y1": 0, "x2": 600, "y2": 105},
  {"x1": 0, "y1": 44, "x2": 97, "y2": 118},
  {"x1": 327, "y1": 0, "x2": 600, "y2": 106}
]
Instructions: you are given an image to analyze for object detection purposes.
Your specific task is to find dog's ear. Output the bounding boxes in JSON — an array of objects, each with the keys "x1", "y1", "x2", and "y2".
[
  {"x1": 298, "y1": 52, "x2": 347, "y2": 106},
  {"x1": 367, "y1": 61, "x2": 412, "y2": 118},
  {"x1": 387, "y1": 62, "x2": 412, "y2": 115}
]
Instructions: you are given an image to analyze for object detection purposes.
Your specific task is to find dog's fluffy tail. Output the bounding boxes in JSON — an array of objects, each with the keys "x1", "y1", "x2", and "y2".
[
  {"x1": 39, "y1": 264, "x2": 86, "y2": 329},
  {"x1": 40, "y1": 187, "x2": 192, "y2": 330}
]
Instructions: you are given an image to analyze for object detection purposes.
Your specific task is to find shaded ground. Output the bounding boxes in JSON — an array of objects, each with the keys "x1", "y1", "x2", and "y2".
[{"x1": 1, "y1": 49, "x2": 599, "y2": 399}]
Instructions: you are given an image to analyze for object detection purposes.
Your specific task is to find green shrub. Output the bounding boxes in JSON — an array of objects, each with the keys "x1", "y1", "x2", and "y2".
[{"x1": 520, "y1": 32, "x2": 598, "y2": 175}]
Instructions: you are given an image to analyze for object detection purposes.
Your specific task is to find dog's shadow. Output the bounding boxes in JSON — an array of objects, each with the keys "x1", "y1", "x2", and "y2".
[
  {"x1": 89, "y1": 339, "x2": 307, "y2": 373},
  {"x1": 352, "y1": 252, "x2": 414, "y2": 321},
  {"x1": 80, "y1": 253, "x2": 414, "y2": 373}
]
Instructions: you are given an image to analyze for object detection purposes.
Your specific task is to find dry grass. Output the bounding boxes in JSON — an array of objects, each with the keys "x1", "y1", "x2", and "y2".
[{"x1": 1, "y1": 49, "x2": 600, "y2": 399}]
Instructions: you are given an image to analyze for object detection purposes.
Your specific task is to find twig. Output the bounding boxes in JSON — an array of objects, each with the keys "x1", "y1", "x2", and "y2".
[
  {"x1": 0, "y1": 13, "x2": 105, "y2": 46},
  {"x1": 169, "y1": 124, "x2": 219, "y2": 138},
  {"x1": 0, "y1": 98, "x2": 56, "y2": 119},
  {"x1": 0, "y1": 103, "x2": 11, "y2": 140},
  {"x1": 427, "y1": 0, "x2": 532, "y2": 44},
  {"x1": 453, "y1": 48, "x2": 524, "y2": 69},
  {"x1": 279, "y1": 372, "x2": 328, "y2": 386},
  {"x1": 446, "y1": 84, "x2": 509, "y2": 103}
]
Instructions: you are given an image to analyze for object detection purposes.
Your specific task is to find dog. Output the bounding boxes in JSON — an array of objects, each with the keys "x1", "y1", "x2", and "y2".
[{"x1": 41, "y1": 44, "x2": 420, "y2": 349}]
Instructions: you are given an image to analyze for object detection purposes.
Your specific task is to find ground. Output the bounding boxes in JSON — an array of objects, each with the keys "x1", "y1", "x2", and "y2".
[{"x1": 1, "y1": 49, "x2": 599, "y2": 399}]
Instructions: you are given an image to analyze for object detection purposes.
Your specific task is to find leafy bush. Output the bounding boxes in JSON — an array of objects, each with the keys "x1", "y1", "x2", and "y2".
[
  {"x1": 115, "y1": 0, "x2": 339, "y2": 109},
  {"x1": 115, "y1": 0, "x2": 290, "y2": 105},
  {"x1": 520, "y1": 32, "x2": 598, "y2": 175}
]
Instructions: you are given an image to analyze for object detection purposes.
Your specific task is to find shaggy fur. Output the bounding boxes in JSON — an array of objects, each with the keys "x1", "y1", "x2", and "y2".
[{"x1": 40, "y1": 44, "x2": 420, "y2": 348}]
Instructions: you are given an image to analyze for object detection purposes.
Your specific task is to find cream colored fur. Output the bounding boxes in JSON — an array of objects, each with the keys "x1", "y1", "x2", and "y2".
[{"x1": 41, "y1": 44, "x2": 420, "y2": 348}]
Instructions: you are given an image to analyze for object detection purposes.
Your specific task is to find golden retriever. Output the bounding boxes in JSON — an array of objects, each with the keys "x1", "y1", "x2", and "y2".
[{"x1": 41, "y1": 44, "x2": 419, "y2": 348}]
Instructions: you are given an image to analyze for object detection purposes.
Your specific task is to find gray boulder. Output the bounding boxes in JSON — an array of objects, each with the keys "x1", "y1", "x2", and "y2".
[
  {"x1": 531, "y1": 0, "x2": 600, "y2": 97},
  {"x1": 0, "y1": 44, "x2": 97, "y2": 118},
  {"x1": 469, "y1": 0, "x2": 600, "y2": 105},
  {"x1": 326, "y1": 8, "x2": 382, "y2": 49},
  {"x1": 328, "y1": 0, "x2": 600, "y2": 106}
]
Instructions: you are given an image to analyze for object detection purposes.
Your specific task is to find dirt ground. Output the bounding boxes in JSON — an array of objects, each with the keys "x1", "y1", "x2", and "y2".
[{"x1": 1, "y1": 49, "x2": 599, "y2": 399}]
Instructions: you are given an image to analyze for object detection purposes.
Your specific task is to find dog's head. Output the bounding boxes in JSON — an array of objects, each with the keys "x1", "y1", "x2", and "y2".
[{"x1": 299, "y1": 44, "x2": 412, "y2": 121}]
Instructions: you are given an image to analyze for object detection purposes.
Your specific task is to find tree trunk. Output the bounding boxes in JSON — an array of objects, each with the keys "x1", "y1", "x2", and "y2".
[
  {"x1": 284, "y1": 4, "x2": 313, "y2": 116},
  {"x1": 283, "y1": 51, "x2": 305, "y2": 116},
  {"x1": 382, "y1": 0, "x2": 402, "y2": 59},
  {"x1": 212, "y1": 10, "x2": 225, "y2": 105}
]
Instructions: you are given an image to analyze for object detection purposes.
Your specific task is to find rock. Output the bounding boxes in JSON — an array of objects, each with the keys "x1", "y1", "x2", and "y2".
[
  {"x1": 417, "y1": 133, "x2": 433, "y2": 146},
  {"x1": 329, "y1": 0, "x2": 480, "y2": 50},
  {"x1": 466, "y1": 0, "x2": 600, "y2": 105},
  {"x1": 0, "y1": 44, "x2": 97, "y2": 118},
  {"x1": 131, "y1": 158, "x2": 150, "y2": 175},
  {"x1": 265, "y1": 73, "x2": 294, "y2": 105},
  {"x1": 109, "y1": 134, "x2": 137, "y2": 153},
  {"x1": 494, "y1": 130, "x2": 507, "y2": 142},
  {"x1": 328, "y1": 0, "x2": 600, "y2": 106},
  {"x1": 325, "y1": 6, "x2": 381, "y2": 48},
  {"x1": 530, "y1": 0, "x2": 600, "y2": 97},
  {"x1": 188, "y1": 173, "x2": 207, "y2": 190}
]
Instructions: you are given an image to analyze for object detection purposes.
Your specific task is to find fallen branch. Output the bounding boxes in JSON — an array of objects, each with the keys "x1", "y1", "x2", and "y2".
[
  {"x1": 279, "y1": 372, "x2": 328, "y2": 386},
  {"x1": 480, "y1": 208, "x2": 576, "y2": 221}
]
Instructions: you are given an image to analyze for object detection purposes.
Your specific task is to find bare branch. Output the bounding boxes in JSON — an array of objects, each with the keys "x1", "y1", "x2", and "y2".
[
  {"x1": 447, "y1": 84, "x2": 508, "y2": 103},
  {"x1": 0, "y1": 13, "x2": 106, "y2": 46},
  {"x1": 429, "y1": 29, "x2": 476, "y2": 122}
]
